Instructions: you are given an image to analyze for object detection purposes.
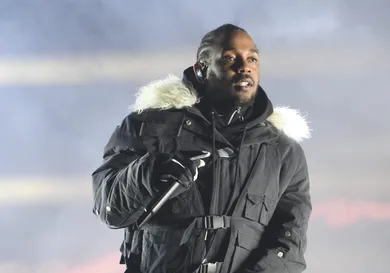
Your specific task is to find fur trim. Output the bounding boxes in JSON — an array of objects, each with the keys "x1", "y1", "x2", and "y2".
[
  {"x1": 130, "y1": 75, "x2": 311, "y2": 142},
  {"x1": 266, "y1": 106, "x2": 311, "y2": 142},
  {"x1": 131, "y1": 75, "x2": 198, "y2": 113}
]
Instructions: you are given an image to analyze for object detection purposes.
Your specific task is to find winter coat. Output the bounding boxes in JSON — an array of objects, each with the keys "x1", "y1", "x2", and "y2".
[{"x1": 92, "y1": 70, "x2": 312, "y2": 273}]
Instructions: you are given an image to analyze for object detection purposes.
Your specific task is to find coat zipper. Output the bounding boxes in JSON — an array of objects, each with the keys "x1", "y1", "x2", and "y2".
[{"x1": 227, "y1": 107, "x2": 242, "y2": 125}]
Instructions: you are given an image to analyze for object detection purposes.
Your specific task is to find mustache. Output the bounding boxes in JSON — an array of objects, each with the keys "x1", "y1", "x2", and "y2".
[{"x1": 232, "y1": 74, "x2": 254, "y2": 85}]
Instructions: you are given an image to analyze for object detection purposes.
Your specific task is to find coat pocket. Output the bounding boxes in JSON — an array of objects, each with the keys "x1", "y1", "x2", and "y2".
[
  {"x1": 244, "y1": 194, "x2": 274, "y2": 225},
  {"x1": 228, "y1": 231, "x2": 261, "y2": 273},
  {"x1": 121, "y1": 230, "x2": 143, "y2": 268},
  {"x1": 140, "y1": 228, "x2": 189, "y2": 273}
]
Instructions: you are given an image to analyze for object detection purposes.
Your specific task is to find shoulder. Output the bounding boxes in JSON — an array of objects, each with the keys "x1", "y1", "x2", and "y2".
[
  {"x1": 275, "y1": 131, "x2": 306, "y2": 161},
  {"x1": 265, "y1": 106, "x2": 311, "y2": 163},
  {"x1": 128, "y1": 108, "x2": 187, "y2": 126},
  {"x1": 116, "y1": 108, "x2": 187, "y2": 140}
]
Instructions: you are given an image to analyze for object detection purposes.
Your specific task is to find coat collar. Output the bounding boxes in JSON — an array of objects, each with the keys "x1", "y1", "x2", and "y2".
[{"x1": 130, "y1": 75, "x2": 311, "y2": 142}]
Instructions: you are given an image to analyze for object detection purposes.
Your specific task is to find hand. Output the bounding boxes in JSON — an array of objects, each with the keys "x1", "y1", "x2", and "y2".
[{"x1": 151, "y1": 153, "x2": 198, "y2": 195}]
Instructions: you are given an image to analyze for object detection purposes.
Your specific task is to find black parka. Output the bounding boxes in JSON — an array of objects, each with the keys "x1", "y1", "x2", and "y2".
[{"x1": 92, "y1": 69, "x2": 312, "y2": 273}]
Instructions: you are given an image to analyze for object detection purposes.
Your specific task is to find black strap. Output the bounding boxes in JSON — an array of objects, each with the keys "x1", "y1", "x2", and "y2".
[
  {"x1": 203, "y1": 215, "x2": 231, "y2": 229},
  {"x1": 180, "y1": 215, "x2": 231, "y2": 246}
]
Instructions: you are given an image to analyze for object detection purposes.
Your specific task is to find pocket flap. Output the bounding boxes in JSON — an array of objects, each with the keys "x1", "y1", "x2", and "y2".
[
  {"x1": 237, "y1": 231, "x2": 261, "y2": 250},
  {"x1": 139, "y1": 122, "x2": 173, "y2": 137},
  {"x1": 247, "y1": 194, "x2": 263, "y2": 205},
  {"x1": 263, "y1": 196, "x2": 275, "y2": 211}
]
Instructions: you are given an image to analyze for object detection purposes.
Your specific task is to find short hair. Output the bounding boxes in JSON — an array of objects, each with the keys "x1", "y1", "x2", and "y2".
[{"x1": 196, "y1": 24, "x2": 247, "y2": 65}]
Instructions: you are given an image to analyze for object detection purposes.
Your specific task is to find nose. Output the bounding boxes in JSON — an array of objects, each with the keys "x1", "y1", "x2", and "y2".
[{"x1": 237, "y1": 60, "x2": 251, "y2": 74}]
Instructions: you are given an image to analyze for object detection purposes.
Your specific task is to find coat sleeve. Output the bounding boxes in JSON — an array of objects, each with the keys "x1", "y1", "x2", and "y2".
[
  {"x1": 238, "y1": 142, "x2": 312, "y2": 273},
  {"x1": 92, "y1": 115, "x2": 157, "y2": 229}
]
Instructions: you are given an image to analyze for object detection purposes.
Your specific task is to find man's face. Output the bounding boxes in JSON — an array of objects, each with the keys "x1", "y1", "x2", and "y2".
[{"x1": 205, "y1": 31, "x2": 260, "y2": 107}]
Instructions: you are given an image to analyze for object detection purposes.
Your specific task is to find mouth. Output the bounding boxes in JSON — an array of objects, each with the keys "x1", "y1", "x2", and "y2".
[{"x1": 233, "y1": 79, "x2": 254, "y2": 91}]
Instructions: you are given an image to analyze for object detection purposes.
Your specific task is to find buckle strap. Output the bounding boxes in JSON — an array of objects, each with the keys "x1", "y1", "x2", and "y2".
[
  {"x1": 196, "y1": 262, "x2": 223, "y2": 273},
  {"x1": 203, "y1": 216, "x2": 230, "y2": 229}
]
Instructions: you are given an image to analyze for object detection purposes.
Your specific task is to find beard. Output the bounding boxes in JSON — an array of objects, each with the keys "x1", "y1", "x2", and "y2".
[
  {"x1": 204, "y1": 70, "x2": 258, "y2": 111},
  {"x1": 204, "y1": 84, "x2": 257, "y2": 115}
]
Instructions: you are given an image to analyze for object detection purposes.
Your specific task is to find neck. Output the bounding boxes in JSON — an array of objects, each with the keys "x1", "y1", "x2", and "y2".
[
  {"x1": 199, "y1": 97, "x2": 255, "y2": 127},
  {"x1": 212, "y1": 95, "x2": 256, "y2": 118},
  {"x1": 211, "y1": 99, "x2": 238, "y2": 116}
]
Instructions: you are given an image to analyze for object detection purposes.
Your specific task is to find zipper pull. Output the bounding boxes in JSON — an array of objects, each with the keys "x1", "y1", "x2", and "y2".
[
  {"x1": 204, "y1": 230, "x2": 209, "y2": 241},
  {"x1": 227, "y1": 107, "x2": 243, "y2": 125},
  {"x1": 237, "y1": 107, "x2": 244, "y2": 121}
]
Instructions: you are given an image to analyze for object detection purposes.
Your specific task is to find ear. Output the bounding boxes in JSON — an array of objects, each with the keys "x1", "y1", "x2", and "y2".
[{"x1": 193, "y1": 61, "x2": 208, "y2": 83}]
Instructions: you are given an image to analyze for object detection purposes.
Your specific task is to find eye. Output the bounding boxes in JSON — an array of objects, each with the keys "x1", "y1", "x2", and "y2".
[
  {"x1": 223, "y1": 55, "x2": 235, "y2": 63},
  {"x1": 248, "y1": 57, "x2": 258, "y2": 63}
]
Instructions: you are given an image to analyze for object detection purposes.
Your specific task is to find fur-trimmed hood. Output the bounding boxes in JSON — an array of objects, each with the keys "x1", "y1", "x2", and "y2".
[{"x1": 130, "y1": 75, "x2": 311, "y2": 142}]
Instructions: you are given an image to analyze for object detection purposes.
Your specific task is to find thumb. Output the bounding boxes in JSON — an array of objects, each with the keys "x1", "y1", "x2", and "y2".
[{"x1": 192, "y1": 159, "x2": 206, "y2": 168}]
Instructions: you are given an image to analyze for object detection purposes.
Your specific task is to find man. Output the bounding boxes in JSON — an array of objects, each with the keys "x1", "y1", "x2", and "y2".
[{"x1": 92, "y1": 24, "x2": 312, "y2": 273}]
